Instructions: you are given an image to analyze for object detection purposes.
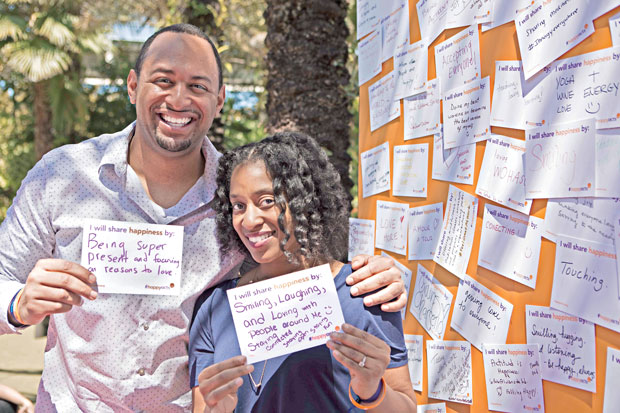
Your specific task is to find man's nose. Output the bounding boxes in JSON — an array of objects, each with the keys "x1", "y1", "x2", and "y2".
[{"x1": 166, "y1": 83, "x2": 191, "y2": 110}]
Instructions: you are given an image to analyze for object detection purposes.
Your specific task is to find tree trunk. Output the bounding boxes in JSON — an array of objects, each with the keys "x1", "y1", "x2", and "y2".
[
  {"x1": 33, "y1": 80, "x2": 54, "y2": 160},
  {"x1": 185, "y1": 0, "x2": 226, "y2": 152},
  {"x1": 264, "y1": 0, "x2": 353, "y2": 208}
]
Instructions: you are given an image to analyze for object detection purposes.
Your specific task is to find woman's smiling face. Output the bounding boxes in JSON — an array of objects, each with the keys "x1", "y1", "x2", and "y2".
[{"x1": 229, "y1": 161, "x2": 297, "y2": 266}]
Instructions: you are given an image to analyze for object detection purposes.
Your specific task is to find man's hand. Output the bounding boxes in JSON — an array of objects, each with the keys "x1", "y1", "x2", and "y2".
[
  {"x1": 15, "y1": 259, "x2": 98, "y2": 325},
  {"x1": 347, "y1": 255, "x2": 407, "y2": 312}
]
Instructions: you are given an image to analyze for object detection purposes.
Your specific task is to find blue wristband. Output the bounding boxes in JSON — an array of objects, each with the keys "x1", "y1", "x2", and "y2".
[
  {"x1": 351, "y1": 378, "x2": 384, "y2": 404},
  {"x1": 8, "y1": 289, "x2": 27, "y2": 327}
]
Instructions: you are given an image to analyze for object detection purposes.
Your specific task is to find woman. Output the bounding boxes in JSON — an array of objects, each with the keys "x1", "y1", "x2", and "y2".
[{"x1": 189, "y1": 131, "x2": 416, "y2": 412}]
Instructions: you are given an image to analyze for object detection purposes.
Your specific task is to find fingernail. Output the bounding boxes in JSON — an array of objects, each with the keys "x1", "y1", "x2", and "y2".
[
  {"x1": 90, "y1": 290, "x2": 98, "y2": 300},
  {"x1": 346, "y1": 277, "x2": 353, "y2": 285},
  {"x1": 363, "y1": 297, "x2": 372, "y2": 306},
  {"x1": 350, "y1": 286, "x2": 358, "y2": 295},
  {"x1": 89, "y1": 273, "x2": 96, "y2": 283}
]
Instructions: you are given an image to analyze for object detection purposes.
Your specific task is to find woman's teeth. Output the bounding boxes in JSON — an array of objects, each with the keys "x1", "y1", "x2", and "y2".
[{"x1": 248, "y1": 233, "x2": 273, "y2": 243}]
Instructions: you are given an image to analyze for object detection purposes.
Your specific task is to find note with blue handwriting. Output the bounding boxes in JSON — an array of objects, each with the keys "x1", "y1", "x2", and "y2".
[
  {"x1": 543, "y1": 197, "x2": 618, "y2": 244},
  {"x1": 357, "y1": 0, "x2": 380, "y2": 39},
  {"x1": 409, "y1": 264, "x2": 453, "y2": 340},
  {"x1": 393, "y1": 40, "x2": 427, "y2": 100},
  {"x1": 427, "y1": 340, "x2": 473, "y2": 404},
  {"x1": 81, "y1": 219, "x2": 183, "y2": 295},
  {"x1": 369, "y1": 72, "x2": 400, "y2": 131},
  {"x1": 227, "y1": 264, "x2": 345, "y2": 363},
  {"x1": 348, "y1": 218, "x2": 375, "y2": 261},
  {"x1": 404, "y1": 79, "x2": 441, "y2": 140},
  {"x1": 361, "y1": 141, "x2": 390, "y2": 198},
  {"x1": 405, "y1": 334, "x2": 424, "y2": 392}
]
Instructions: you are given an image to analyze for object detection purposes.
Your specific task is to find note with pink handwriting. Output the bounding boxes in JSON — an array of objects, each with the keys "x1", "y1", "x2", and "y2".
[
  {"x1": 427, "y1": 340, "x2": 473, "y2": 404},
  {"x1": 435, "y1": 25, "x2": 481, "y2": 94},
  {"x1": 476, "y1": 135, "x2": 530, "y2": 215},
  {"x1": 405, "y1": 334, "x2": 424, "y2": 392},
  {"x1": 515, "y1": 0, "x2": 594, "y2": 79},
  {"x1": 81, "y1": 219, "x2": 183, "y2": 295},
  {"x1": 375, "y1": 200, "x2": 408, "y2": 255},
  {"x1": 404, "y1": 79, "x2": 441, "y2": 140},
  {"x1": 408, "y1": 202, "x2": 443, "y2": 261},
  {"x1": 369, "y1": 72, "x2": 400, "y2": 131},
  {"x1": 432, "y1": 126, "x2": 475, "y2": 185},
  {"x1": 227, "y1": 264, "x2": 345, "y2": 363},
  {"x1": 409, "y1": 264, "x2": 453, "y2": 340},
  {"x1": 525, "y1": 118, "x2": 595, "y2": 199}
]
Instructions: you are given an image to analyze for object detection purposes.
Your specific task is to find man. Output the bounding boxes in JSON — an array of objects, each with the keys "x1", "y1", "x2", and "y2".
[{"x1": 0, "y1": 24, "x2": 405, "y2": 411}]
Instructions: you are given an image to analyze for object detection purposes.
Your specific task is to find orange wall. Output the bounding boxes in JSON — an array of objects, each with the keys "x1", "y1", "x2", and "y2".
[{"x1": 357, "y1": 3, "x2": 620, "y2": 412}]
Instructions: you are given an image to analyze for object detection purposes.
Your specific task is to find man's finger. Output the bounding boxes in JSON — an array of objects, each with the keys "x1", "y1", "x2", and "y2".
[
  {"x1": 346, "y1": 255, "x2": 394, "y2": 287},
  {"x1": 380, "y1": 291, "x2": 408, "y2": 313},
  {"x1": 37, "y1": 259, "x2": 96, "y2": 285},
  {"x1": 357, "y1": 278, "x2": 405, "y2": 308},
  {"x1": 350, "y1": 254, "x2": 371, "y2": 270}
]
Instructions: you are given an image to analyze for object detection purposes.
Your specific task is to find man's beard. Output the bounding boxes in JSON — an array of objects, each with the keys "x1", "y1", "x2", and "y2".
[{"x1": 155, "y1": 132, "x2": 193, "y2": 152}]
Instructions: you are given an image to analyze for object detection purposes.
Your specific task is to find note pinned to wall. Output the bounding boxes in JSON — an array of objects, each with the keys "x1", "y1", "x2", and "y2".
[
  {"x1": 491, "y1": 61, "x2": 526, "y2": 130},
  {"x1": 357, "y1": 0, "x2": 380, "y2": 39},
  {"x1": 543, "y1": 197, "x2": 618, "y2": 244},
  {"x1": 550, "y1": 236, "x2": 620, "y2": 334},
  {"x1": 404, "y1": 79, "x2": 441, "y2": 141},
  {"x1": 515, "y1": 0, "x2": 594, "y2": 79},
  {"x1": 525, "y1": 118, "x2": 595, "y2": 199},
  {"x1": 442, "y1": 76, "x2": 491, "y2": 149},
  {"x1": 381, "y1": 0, "x2": 409, "y2": 62},
  {"x1": 361, "y1": 141, "x2": 390, "y2": 198},
  {"x1": 375, "y1": 200, "x2": 408, "y2": 255},
  {"x1": 445, "y1": 0, "x2": 492, "y2": 29},
  {"x1": 611, "y1": 12, "x2": 620, "y2": 46},
  {"x1": 478, "y1": 204, "x2": 543, "y2": 289},
  {"x1": 417, "y1": 403, "x2": 447, "y2": 413},
  {"x1": 481, "y1": 0, "x2": 534, "y2": 32},
  {"x1": 595, "y1": 132, "x2": 620, "y2": 198},
  {"x1": 358, "y1": 30, "x2": 382, "y2": 86},
  {"x1": 408, "y1": 202, "x2": 443, "y2": 261},
  {"x1": 348, "y1": 218, "x2": 375, "y2": 261},
  {"x1": 451, "y1": 275, "x2": 514, "y2": 351},
  {"x1": 427, "y1": 340, "x2": 473, "y2": 404},
  {"x1": 435, "y1": 25, "x2": 481, "y2": 94},
  {"x1": 523, "y1": 46, "x2": 620, "y2": 130},
  {"x1": 433, "y1": 185, "x2": 478, "y2": 278},
  {"x1": 526, "y1": 305, "x2": 597, "y2": 392},
  {"x1": 405, "y1": 334, "x2": 424, "y2": 392},
  {"x1": 369, "y1": 72, "x2": 400, "y2": 132},
  {"x1": 603, "y1": 347, "x2": 620, "y2": 413},
  {"x1": 432, "y1": 127, "x2": 475, "y2": 185},
  {"x1": 416, "y1": 0, "x2": 448, "y2": 44},
  {"x1": 482, "y1": 344, "x2": 545, "y2": 413},
  {"x1": 409, "y1": 264, "x2": 453, "y2": 340},
  {"x1": 393, "y1": 143, "x2": 428, "y2": 198},
  {"x1": 394, "y1": 40, "x2": 427, "y2": 101},
  {"x1": 476, "y1": 135, "x2": 530, "y2": 215},
  {"x1": 381, "y1": 251, "x2": 412, "y2": 321}
]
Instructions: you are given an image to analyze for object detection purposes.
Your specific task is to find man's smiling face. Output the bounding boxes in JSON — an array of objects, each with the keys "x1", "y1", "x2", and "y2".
[{"x1": 127, "y1": 31, "x2": 225, "y2": 157}]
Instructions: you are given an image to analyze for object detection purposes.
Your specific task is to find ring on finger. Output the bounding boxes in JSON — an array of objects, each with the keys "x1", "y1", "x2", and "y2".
[{"x1": 358, "y1": 355, "x2": 367, "y2": 368}]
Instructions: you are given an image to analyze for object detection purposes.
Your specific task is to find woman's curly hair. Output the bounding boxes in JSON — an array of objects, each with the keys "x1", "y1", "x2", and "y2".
[{"x1": 213, "y1": 131, "x2": 349, "y2": 265}]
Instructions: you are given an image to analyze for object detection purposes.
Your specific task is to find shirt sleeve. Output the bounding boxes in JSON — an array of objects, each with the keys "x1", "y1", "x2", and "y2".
[
  {"x1": 188, "y1": 288, "x2": 217, "y2": 388},
  {"x1": 362, "y1": 304, "x2": 408, "y2": 368},
  {"x1": 0, "y1": 155, "x2": 56, "y2": 334}
]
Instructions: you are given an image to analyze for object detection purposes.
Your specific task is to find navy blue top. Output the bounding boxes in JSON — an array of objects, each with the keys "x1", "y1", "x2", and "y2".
[{"x1": 189, "y1": 264, "x2": 407, "y2": 412}]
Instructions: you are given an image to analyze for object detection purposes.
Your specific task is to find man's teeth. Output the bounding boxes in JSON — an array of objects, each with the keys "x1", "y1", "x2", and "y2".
[
  {"x1": 162, "y1": 114, "x2": 191, "y2": 125},
  {"x1": 248, "y1": 233, "x2": 272, "y2": 243}
]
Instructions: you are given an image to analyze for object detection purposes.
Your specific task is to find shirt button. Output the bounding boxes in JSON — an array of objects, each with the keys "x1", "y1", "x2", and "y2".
[
  {"x1": 138, "y1": 368, "x2": 145, "y2": 376},
  {"x1": 143, "y1": 323, "x2": 149, "y2": 331}
]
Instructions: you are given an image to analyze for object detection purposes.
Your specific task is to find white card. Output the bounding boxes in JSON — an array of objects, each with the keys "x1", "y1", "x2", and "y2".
[
  {"x1": 405, "y1": 334, "x2": 424, "y2": 392},
  {"x1": 381, "y1": 0, "x2": 410, "y2": 62},
  {"x1": 603, "y1": 347, "x2": 620, "y2": 413},
  {"x1": 443, "y1": 76, "x2": 491, "y2": 149},
  {"x1": 393, "y1": 143, "x2": 428, "y2": 197},
  {"x1": 523, "y1": 46, "x2": 620, "y2": 130},
  {"x1": 375, "y1": 200, "x2": 409, "y2": 255},
  {"x1": 515, "y1": 0, "x2": 594, "y2": 79},
  {"x1": 348, "y1": 218, "x2": 375, "y2": 261},
  {"x1": 227, "y1": 264, "x2": 345, "y2": 363},
  {"x1": 381, "y1": 251, "x2": 413, "y2": 321},
  {"x1": 404, "y1": 79, "x2": 441, "y2": 140},
  {"x1": 433, "y1": 185, "x2": 479, "y2": 278},
  {"x1": 81, "y1": 219, "x2": 183, "y2": 295},
  {"x1": 417, "y1": 403, "x2": 447, "y2": 413},
  {"x1": 611, "y1": 13, "x2": 620, "y2": 47},
  {"x1": 589, "y1": 1, "x2": 620, "y2": 21},
  {"x1": 476, "y1": 135, "x2": 531, "y2": 215},
  {"x1": 416, "y1": 0, "x2": 448, "y2": 44},
  {"x1": 357, "y1": 0, "x2": 380, "y2": 40},
  {"x1": 526, "y1": 305, "x2": 597, "y2": 392},
  {"x1": 432, "y1": 127, "x2": 476, "y2": 185},
  {"x1": 615, "y1": 215, "x2": 620, "y2": 296},
  {"x1": 595, "y1": 132, "x2": 620, "y2": 197},
  {"x1": 445, "y1": 0, "x2": 492, "y2": 29},
  {"x1": 394, "y1": 40, "x2": 427, "y2": 100},
  {"x1": 361, "y1": 141, "x2": 390, "y2": 198},
  {"x1": 543, "y1": 197, "x2": 618, "y2": 244},
  {"x1": 427, "y1": 340, "x2": 473, "y2": 404},
  {"x1": 408, "y1": 202, "x2": 443, "y2": 261},
  {"x1": 491, "y1": 61, "x2": 526, "y2": 130},
  {"x1": 451, "y1": 275, "x2": 514, "y2": 351},
  {"x1": 409, "y1": 264, "x2": 453, "y2": 340},
  {"x1": 525, "y1": 118, "x2": 595, "y2": 198},
  {"x1": 482, "y1": 344, "x2": 545, "y2": 413},
  {"x1": 369, "y1": 72, "x2": 401, "y2": 132},
  {"x1": 478, "y1": 204, "x2": 543, "y2": 289},
  {"x1": 435, "y1": 25, "x2": 481, "y2": 94},
  {"x1": 550, "y1": 236, "x2": 620, "y2": 334},
  {"x1": 358, "y1": 30, "x2": 382, "y2": 86},
  {"x1": 481, "y1": 0, "x2": 535, "y2": 32}
]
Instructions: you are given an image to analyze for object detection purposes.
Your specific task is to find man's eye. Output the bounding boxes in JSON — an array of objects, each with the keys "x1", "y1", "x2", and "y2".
[
  {"x1": 192, "y1": 84, "x2": 208, "y2": 92},
  {"x1": 155, "y1": 78, "x2": 172, "y2": 85}
]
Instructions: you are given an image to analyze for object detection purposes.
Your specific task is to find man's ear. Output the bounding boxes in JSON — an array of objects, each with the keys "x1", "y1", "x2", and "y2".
[
  {"x1": 127, "y1": 69, "x2": 138, "y2": 105},
  {"x1": 215, "y1": 85, "x2": 226, "y2": 116}
]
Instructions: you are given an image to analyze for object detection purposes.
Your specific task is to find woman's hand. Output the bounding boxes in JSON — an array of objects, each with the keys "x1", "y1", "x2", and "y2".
[
  {"x1": 326, "y1": 323, "x2": 391, "y2": 399},
  {"x1": 196, "y1": 355, "x2": 253, "y2": 413}
]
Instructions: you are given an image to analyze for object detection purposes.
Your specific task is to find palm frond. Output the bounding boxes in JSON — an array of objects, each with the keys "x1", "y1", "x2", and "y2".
[
  {"x1": 36, "y1": 16, "x2": 75, "y2": 48},
  {"x1": 0, "y1": 15, "x2": 28, "y2": 41},
  {"x1": 77, "y1": 31, "x2": 111, "y2": 55},
  {"x1": 2, "y1": 41, "x2": 71, "y2": 81}
]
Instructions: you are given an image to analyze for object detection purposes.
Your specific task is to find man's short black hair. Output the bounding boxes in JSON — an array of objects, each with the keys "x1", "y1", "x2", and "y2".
[{"x1": 134, "y1": 23, "x2": 223, "y2": 90}]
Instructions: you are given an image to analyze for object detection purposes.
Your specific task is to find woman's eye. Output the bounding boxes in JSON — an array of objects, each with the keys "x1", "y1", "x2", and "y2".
[
  {"x1": 261, "y1": 198, "x2": 275, "y2": 207},
  {"x1": 231, "y1": 203, "x2": 244, "y2": 211}
]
